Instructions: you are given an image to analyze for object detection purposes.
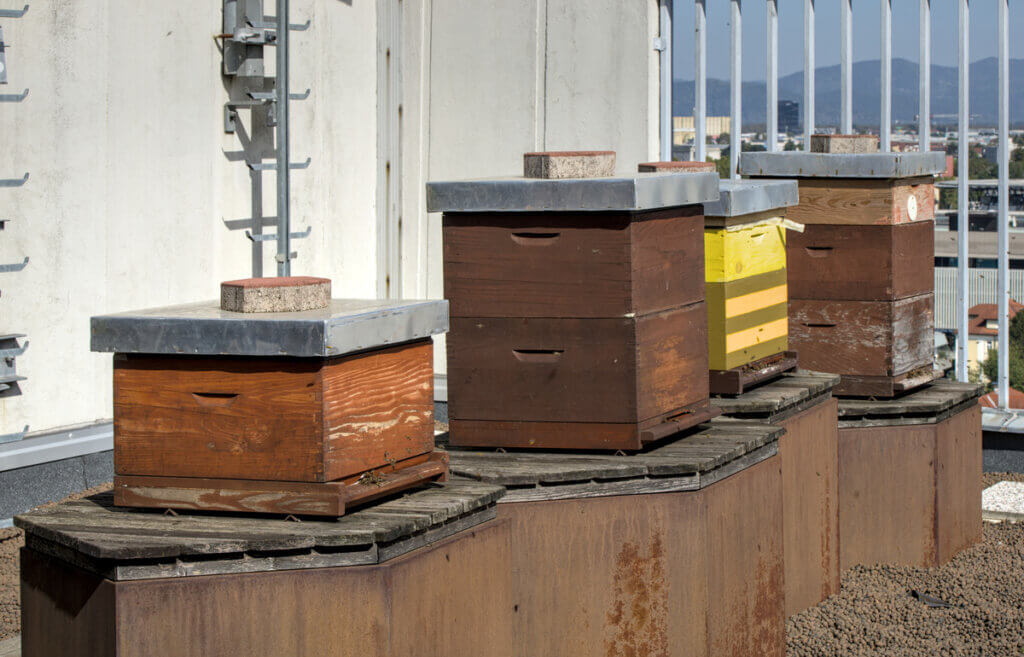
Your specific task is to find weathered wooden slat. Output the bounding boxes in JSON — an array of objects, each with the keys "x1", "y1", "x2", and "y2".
[
  {"x1": 712, "y1": 371, "x2": 841, "y2": 420},
  {"x1": 448, "y1": 419, "x2": 783, "y2": 496},
  {"x1": 837, "y1": 381, "x2": 983, "y2": 422},
  {"x1": 14, "y1": 481, "x2": 504, "y2": 567}
]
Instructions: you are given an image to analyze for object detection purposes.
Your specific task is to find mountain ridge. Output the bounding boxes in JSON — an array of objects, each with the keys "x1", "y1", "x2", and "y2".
[{"x1": 673, "y1": 57, "x2": 1024, "y2": 128}]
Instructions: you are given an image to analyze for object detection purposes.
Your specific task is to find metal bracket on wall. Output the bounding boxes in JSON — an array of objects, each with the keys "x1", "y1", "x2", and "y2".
[
  {"x1": 0, "y1": 425, "x2": 27, "y2": 444},
  {"x1": 0, "y1": 334, "x2": 26, "y2": 399},
  {"x1": 222, "y1": 0, "x2": 311, "y2": 278},
  {"x1": 0, "y1": 256, "x2": 27, "y2": 273}
]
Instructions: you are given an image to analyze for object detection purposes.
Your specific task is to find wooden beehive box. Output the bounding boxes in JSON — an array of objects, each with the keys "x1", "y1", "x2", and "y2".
[
  {"x1": 741, "y1": 150, "x2": 945, "y2": 397},
  {"x1": 91, "y1": 297, "x2": 450, "y2": 515},
  {"x1": 703, "y1": 180, "x2": 800, "y2": 392},
  {"x1": 427, "y1": 153, "x2": 721, "y2": 450}
]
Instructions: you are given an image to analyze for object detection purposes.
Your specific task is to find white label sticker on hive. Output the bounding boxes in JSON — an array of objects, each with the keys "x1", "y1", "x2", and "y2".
[{"x1": 907, "y1": 194, "x2": 918, "y2": 221}]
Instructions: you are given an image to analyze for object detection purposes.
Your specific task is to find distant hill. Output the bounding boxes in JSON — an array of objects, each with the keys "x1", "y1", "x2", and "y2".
[{"x1": 673, "y1": 57, "x2": 1024, "y2": 128}]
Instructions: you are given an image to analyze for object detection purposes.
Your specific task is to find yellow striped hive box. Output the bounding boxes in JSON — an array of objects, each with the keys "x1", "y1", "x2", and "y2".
[{"x1": 705, "y1": 219, "x2": 789, "y2": 370}]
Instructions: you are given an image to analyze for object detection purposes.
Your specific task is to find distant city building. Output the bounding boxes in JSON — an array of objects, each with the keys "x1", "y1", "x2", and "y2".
[
  {"x1": 673, "y1": 116, "x2": 730, "y2": 145},
  {"x1": 778, "y1": 100, "x2": 799, "y2": 134}
]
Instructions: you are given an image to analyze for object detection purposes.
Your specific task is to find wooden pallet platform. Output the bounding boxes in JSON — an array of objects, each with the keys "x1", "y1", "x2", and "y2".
[
  {"x1": 16, "y1": 479, "x2": 502, "y2": 581},
  {"x1": 709, "y1": 351, "x2": 799, "y2": 395},
  {"x1": 446, "y1": 417, "x2": 782, "y2": 502},
  {"x1": 113, "y1": 450, "x2": 450, "y2": 518}
]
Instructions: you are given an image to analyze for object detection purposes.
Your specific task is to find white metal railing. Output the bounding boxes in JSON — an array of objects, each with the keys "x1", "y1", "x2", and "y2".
[{"x1": 659, "y1": 0, "x2": 1015, "y2": 410}]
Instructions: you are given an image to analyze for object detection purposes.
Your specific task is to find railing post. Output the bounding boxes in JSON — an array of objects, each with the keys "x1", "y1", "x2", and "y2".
[
  {"x1": 730, "y1": 0, "x2": 741, "y2": 179},
  {"x1": 956, "y1": 0, "x2": 970, "y2": 381},
  {"x1": 659, "y1": 0, "x2": 674, "y2": 162},
  {"x1": 998, "y1": 0, "x2": 1009, "y2": 407},
  {"x1": 694, "y1": 0, "x2": 707, "y2": 162},
  {"x1": 841, "y1": 0, "x2": 852, "y2": 134},
  {"x1": 766, "y1": 0, "x2": 778, "y2": 152},
  {"x1": 275, "y1": 0, "x2": 292, "y2": 277},
  {"x1": 880, "y1": 0, "x2": 891, "y2": 151},
  {"x1": 919, "y1": 0, "x2": 930, "y2": 152},
  {"x1": 803, "y1": 0, "x2": 814, "y2": 150}
]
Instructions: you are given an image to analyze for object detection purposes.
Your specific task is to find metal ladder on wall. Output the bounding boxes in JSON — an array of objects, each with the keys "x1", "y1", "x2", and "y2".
[
  {"x1": 221, "y1": 0, "x2": 311, "y2": 278},
  {"x1": 0, "y1": 4, "x2": 29, "y2": 444}
]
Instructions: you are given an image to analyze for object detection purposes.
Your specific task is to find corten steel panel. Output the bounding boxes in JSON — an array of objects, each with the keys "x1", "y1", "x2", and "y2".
[
  {"x1": 448, "y1": 303, "x2": 708, "y2": 425},
  {"x1": 788, "y1": 221, "x2": 934, "y2": 301},
  {"x1": 789, "y1": 294, "x2": 933, "y2": 379},
  {"x1": 704, "y1": 457, "x2": 785, "y2": 657},
  {"x1": 443, "y1": 208, "x2": 704, "y2": 319},
  {"x1": 766, "y1": 177, "x2": 935, "y2": 226},
  {"x1": 838, "y1": 424, "x2": 938, "y2": 569},
  {"x1": 502, "y1": 493, "x2": 709, "y2": 657},
  {"x1": 777, "y1": 398, "x2": 840, "y2": 617},
  {"x1": 935, "y1": 403, "x2": 983, "y2": 565},
  {"x1": 21, "y1": 549, "x2": 116, "y2": 657},
  {"x1": 22, "y1": 521, "x2": 515, "y2": 657}
]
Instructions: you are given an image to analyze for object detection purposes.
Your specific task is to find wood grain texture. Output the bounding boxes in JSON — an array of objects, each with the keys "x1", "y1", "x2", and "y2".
[
  {"x1": 788, "y1": 177, "x2": 935, "y2": 226},
  {"x1": 705, "y1": 221, "x2": 788, "y2": 282},
  {"x1": 443, "y1": 207, "x2": 703, "y2": 318},
  {"x1": 789, "y1": 294, "x2": 932, "y2": 378},
  {"x1": 448, "y1": 305, "x2": 709, "y2": 427},
  {"x1": 935, "y1": 403, "x2": 982, "y2": 565},
  {"x1": 708, "y1": 351, "x2": 799, "y2": 395},
  {"x1": 113, "y1": 451, "x2": 449, "y2": 517},
  {"x1": 838, "y1": 423, "x2": 937, "y2": 569},
  {"x1": 114, "y1": 356, "x2": 324, "y2": 481},
  {"x1": 788, "y1": 221, "x2": 934, "y2": 301},
  {"x1": 321, "y1": 341, "x2": 434, "y2": 480},
  {"x1": 776, "y1": 399, "x2": 840, "y2": 617},
  {"x1": 636, "y1": 302, "x2": 710, "y2": 421},
  {"x1": 113, "y1": 341, "x2": 435, "y2": 484}
]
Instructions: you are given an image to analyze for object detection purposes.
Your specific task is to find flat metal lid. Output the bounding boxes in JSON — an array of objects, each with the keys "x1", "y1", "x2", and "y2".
[
  {"x1": 703, "y1": 179, "x2": 799, "y2": 218},
  {"x1": 740, "y1": 151, "x2": 947, "y2": 179},
  {"x1": 91, "y1": 298, "x2": 449, "y2": 357},
  {"x1": 425, "y1": 172, "x2": 720, "y2": 213},
  {"x1": 837, "y1": 380, "x2": 983, "y2": 427},
  {"x1": 446, "y1": 418, "x2": 783, "y2": 502},
  {"x1": 15, "y1": 481, "x2": 503, "y2": 580}
]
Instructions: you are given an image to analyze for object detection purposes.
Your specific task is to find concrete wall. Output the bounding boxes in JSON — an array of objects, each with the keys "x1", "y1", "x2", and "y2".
[
  {"x1": 403, "y1": 0, "x2": 661, "y2": 383},
  {"x1": 0, "y1": 0, "x2": 661, "y2": 436}
]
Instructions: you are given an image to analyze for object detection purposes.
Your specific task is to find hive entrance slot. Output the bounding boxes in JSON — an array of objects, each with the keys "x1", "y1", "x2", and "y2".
[
  {"x1": 512, "y1": 349, "x2": 564, "y2": 363},
  {"x1": 511, "y1": 232, "x2": 560, "y2": 246}
]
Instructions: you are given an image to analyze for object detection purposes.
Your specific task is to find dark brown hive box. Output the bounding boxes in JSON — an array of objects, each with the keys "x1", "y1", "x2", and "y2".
[
  {"x1": 91, "y1": 298, "x2": 449, "y2": 516},
  {"x1": 741, "y1": 151, "x2": 945, "y2": 397},
  {"x1": 427, "y1": 158, "x2": 720, "y2": 449}
]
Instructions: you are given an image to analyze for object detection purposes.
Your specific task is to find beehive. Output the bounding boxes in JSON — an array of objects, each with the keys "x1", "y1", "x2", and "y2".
[
  {"x1": 741, "y1": 145, "x2": 946, "y2": 396},
  {"x1": 703, "y1": 180, "x2": 800, "y2": 391},
  {"x1": 428, "y1": 152, "x2": 720, "y2": 450},
  {"x1": 90, "y1": 296, "x2": 450, "y2": 516}
]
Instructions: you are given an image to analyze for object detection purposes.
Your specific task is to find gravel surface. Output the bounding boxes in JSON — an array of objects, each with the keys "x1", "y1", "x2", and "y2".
[
  {"x1": 788, "y1": 472, "x2": 1024, "y2": 657},
  {"x1": 0, "y1": 482, "x2": 112, "y2": 640}
]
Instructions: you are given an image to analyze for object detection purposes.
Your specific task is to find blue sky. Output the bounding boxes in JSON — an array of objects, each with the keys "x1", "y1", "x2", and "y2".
[{"x1": 673, "y1": 0, "x2": 1023, "y2": 80}]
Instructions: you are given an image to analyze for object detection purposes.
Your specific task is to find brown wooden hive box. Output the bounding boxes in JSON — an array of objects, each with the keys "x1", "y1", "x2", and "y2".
[
  {"x1": 788, "y1": 220, "x2": 935, "y2": 301},
  {"x1": 91, "y1": 298, "x2": 450, "y2": 516},
  {"x1": 789, "y1": 293, "x2": 934, "y2": 397},
  {"x1": 428, "y1": 165, "x2": 720, "y2": 450}
]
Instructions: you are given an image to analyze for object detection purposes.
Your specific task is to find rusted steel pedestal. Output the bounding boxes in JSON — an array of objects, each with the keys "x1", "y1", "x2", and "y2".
[
  {"x1": 16, "y1": 482, "x2": 508, "y2": 657},
  {"x1": 448, "y1": 419, "x2": 786, "y2": 657},
  {"x1": 712, "y1": 370, "x2": 840, "y2": 617},
  {"x1": 837, "y1": 380, "x2": 984, "y2": 569}
]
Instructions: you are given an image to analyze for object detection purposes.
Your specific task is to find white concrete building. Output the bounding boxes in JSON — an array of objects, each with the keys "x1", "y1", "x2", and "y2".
[{"x1": 0, "y1": 1, "x2": 663, "y2": 446}]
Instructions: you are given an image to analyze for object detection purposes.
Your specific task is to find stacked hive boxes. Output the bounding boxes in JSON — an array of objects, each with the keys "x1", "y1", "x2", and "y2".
[
  {"x1": 741, "y1": 137, "x2": 946, "y2": 397},
  {"x1": 702, "y1": 180, "x2": 800, "y2": 393},
  {"x1": 90, "y1": 277, "x2": 450, "y2": 516},
  {"x1": 428, "y1": 151, "x2": 720, "y2": 449}
]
